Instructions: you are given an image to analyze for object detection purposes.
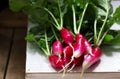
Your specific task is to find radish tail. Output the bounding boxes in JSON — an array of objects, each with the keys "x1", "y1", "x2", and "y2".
[
  {"x1": 69, "y1": 43, "x2": 74, "y2": 54},
  {"x1": 80, "y1": 65, "x2": 88, "y2": 79},
  {"x1": 56, "y1": 54, "x2": 62, "y2": 64},
  {"x1": 62, "y1": 66, "x2": 67, "y2": 78},
  {"x1": 67, "y1": 64, "x2": 75, "y2": 72},
  {"x1": 58, "y1": 57, "x2": 74, "y2": 73},
  {"x1": 62, "y1": 43, "x2": 75, "y2": 70},
  {"x1": 80, "y1": 68, "x2": 85, "y2": 79},
  {"x1": 64, "y1": 56, "x2": 74, "y2": 69}
]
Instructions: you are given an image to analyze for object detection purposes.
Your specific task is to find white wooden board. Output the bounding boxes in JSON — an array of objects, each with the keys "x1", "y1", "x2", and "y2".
[{"x1": 26, "y1": 0, "x2": 120, "y2": 73}]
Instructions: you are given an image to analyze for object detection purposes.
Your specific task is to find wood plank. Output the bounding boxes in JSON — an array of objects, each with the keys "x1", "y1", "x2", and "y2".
[
  {"x1": 0, "y1": 28, "x2": 13, "y2": 79},
  {"x1": 5, "y1": 28, "x2": 27, "y2": 79},
  {"x1": 26, "y1": 72, "x2": 120, "y2": 79},
  {"x1": 0, "y1": 8, "x2": 27, "y2": 27}
]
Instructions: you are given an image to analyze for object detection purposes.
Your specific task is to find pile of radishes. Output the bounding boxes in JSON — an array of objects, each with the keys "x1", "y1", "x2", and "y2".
[
  {"x1": 44, "y1": 4, "x2": 102, "y2": 77},
  {"x1": 49, "y1": 27, "x2": 101, "y2": 77}
]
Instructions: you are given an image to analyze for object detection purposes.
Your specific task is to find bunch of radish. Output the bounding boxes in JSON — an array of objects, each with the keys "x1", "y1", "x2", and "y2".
[
  {"x1": 49, "y1": 28, "x2": 101, "y2": 76},
  {"x1": 44, "y1": 3, "x2": 103, "y2": 78}
]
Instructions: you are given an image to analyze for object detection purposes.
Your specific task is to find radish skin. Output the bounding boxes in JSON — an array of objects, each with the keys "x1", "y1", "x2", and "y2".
[
  {"x1": 84, "y1": 38, "x2": 94, "y2": 56},
  {"x1": 76, "y1": 34, "x2": 84, "y2": 45},
  {"x1": 60, "y1": 28, "x2": 74, "y2": 45},
  {"x1": 73, "y1": 54, "x2": 84, "y2": 66},
  {"x1": 49, "y1": 55, "x2": 64, "y2": 69},
  {"x1": 52, "y1": 40, "x2": 63, "y2": 57},
  {"x1": 63, "y1": 34, "x2": 85, "y2": 70},
  {"x1": 62, "y1": 45, "x2": 73, "y2": 58},
  {"x1": 73, "y1": 43, "x2": 84, "y2": 58},
  {"x1": 72, "y1": 34, "x2": 85, "y2": 58},
  {"x1": 76, "y1": 34, "x2": 93, "y2": 55}
]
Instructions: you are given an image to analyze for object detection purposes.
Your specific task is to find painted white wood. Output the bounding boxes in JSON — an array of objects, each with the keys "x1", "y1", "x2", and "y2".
[{"x1": 26, "y1": 1, "x2": 120, "y2": 73}]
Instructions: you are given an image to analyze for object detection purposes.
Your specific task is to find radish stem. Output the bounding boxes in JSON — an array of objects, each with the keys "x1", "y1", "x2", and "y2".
[
  {"x1": 94, "y1": 19, "x2": 97, "y2": 46},
  {"x1": 51, "y1": 26, "x2": 58, "y2": 40},
  {"x1": 45, "y1": 30, "x2": 50, "y2": 55},
  {"x1": 96, "y1": 3, "x2": 109, "y2": 46},
  {"x1": 44, "y1": 8, "x2": 61, "y2": 30},
  {"x1": 77, "y1": 3, "x2": 89, "y2": 33},
  {"x1": 98, "y1": 29, "x2": 109, "y2": 46},
  {"x1": 58, "y1": 0, "x2": 63, "y2": 29},
  {"x1": 72, "y1": 5, "x2": 77, "y2": 34}
]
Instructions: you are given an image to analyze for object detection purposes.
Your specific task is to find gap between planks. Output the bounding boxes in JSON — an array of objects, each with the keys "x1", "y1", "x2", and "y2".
[
  {"x1": 5, "y1": 28, "x2": 27, "y2": 79},
  {"x1": 0, "y1": 28, "x2": 13, "y2": 79},
  {"x1": 0, "y1": 28, "x2": 27, "y2": 79}
]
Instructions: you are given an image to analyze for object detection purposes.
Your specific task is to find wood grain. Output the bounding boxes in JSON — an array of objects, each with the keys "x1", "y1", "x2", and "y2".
[
  {"x1": 5, "y1": 28, "x2": 27, "y2": 79},
  {"x1": 0, "y1": 28, "x2": 13, "y2": 79},
  {"x1": 26, "y1": 72, "x2": 120, "y2": 79},
  {"x1": 0, "y1": 9, "x2": 27, "y2": 27}
]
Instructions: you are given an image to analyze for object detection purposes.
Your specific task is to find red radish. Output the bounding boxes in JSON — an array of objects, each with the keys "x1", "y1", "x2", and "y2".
[
  {"x1": 58, "y1": 46, "x2": 73, "y2": 73},
  {"x1": 63, "y1": 39, "x2": 85, "y2": 70},
  {"x1": 72, "y1": 43, "x2": 84, "y2": 58},
  {"x1": 68, "y1": 55, "x2": 84, "y2": 72},
  {"x1": 62, "y1": 45, "x2": 73, "y2": 58},
  {"x1": 44, "y1": 8, "x2": 74, "y2": 46},
  {"x1": 83, "y1": 47, "x2": 101, "y2": 68},
  {"x1": 76, "y1": 34, "x2": 84, "y2": 45},
  {"x1": 49, "y1": 55, "x2": 64, "y2": 69},
  {"x1": 63, "y1": 34, "x2": 85, "y2": 70},
  {"x1": 52, "y1": 40, "x2": 63, "y2": 57},
  {"x1": 60, "y1": 28, "x2": 74, "y2": 45},
  {"x1": 71, "y1": 34, "x2": 85, "y2": 59},
  {"x1": 80, "y1": 47, "x2": 101, "y2": 78},
  {"x1": 76, "y1": 34, "x2": 93, "y2": 55},
  {"x1": 73, "y1": 54, "x2": 84, "y2": 66}
]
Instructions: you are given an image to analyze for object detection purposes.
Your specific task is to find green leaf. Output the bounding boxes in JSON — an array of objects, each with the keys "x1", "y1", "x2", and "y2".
[
  {"x1": 25, "y1": 34, "x2": 35, "y2": 42},
  {"x1": 92, "y1": 0, "x2": 112, "y2": 18},
  {"x1": 29, "y1": 26, "x2": 45, "y2": 35},
  {"x1": 103, "y1": 34, "x2": 114, "y2": 42},
  {"x1": 9, "y1": 0, "x2": 28, "y2": 12},
  {"x1": 38, "y1": 40, "x2": 46, "y2": 50},
  {"x1": 113, "y1": 6, "x2": 120, "y2": 24},
  {"x1": 103, "y1": 30, "x2": 120, "y2": 45},
  {"x1": 78, "y1": 0, "x2": 90, "y2": 8}
]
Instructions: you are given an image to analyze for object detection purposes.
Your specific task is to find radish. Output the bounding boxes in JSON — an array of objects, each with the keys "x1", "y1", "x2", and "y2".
[
  {"x1": 52, "y1": 40, "x2": 63, "y2": 59},
  {"x1": 58, "y1": 45, "x2": 73, "y2": 72},
  {"x1": 44, "y1": 7, "x2": 74, "y2": 46},
  {"x1": 62, "y1": 45, "x2": 73, "y2": 58},
  {"x1": 62, "y1": 33, "x2": 85, "y2": 70},
  {"x1": 80, "y1": 47, "x2": 101, "y2": 78},
  {"x1": 76, "y1": 34, "x2": 84, "y2": 45},
  {"x1": 68, "y1": 54, "x2": 84, "y2": 72},
  {"x1": 65, "y1": 42, "x2": 84, "y2": 72},
  {"x1": 73, "y1": 54, "x2": 84, "y2": 66},
  {"x1": 72, "y1": 43, "x2": 85, "y2": 58},
  {"x1": 76, "y1": 33, "x2": 93, "y2": 55},
  {"x1": 60, "y1": 28, "x2": 74, "y2": 45},
  {"x1": 49, "y1": 55, "x2": 64, "y2": 69},
  {"x1": 69, "y1": 34, "x2": 85, "y2": 59}
]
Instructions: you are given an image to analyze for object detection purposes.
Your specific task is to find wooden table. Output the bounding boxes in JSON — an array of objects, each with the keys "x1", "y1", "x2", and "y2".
[{"x1": 0, "y1": 9, "x2": 27, "y2": 79}]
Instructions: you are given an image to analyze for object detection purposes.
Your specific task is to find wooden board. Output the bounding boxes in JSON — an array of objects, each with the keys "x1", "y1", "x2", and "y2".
[
  {"x1": 5, "y1": 28, "x2": 27, "y2": 79},
  {"x1": 0, "y1": 28, "x2": 13, "y2": 79},
  {"x1": 26, "y1": 72, "x2": 120, "y2": 79},
  {"x1": 0, "y1": 9, "x2": 27, "y2": 27}
]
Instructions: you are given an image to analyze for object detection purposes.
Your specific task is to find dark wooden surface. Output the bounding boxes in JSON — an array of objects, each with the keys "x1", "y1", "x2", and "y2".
[{"x1": 0, "y1": 8, "x2": 27, "y2": 79}]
